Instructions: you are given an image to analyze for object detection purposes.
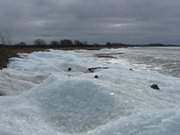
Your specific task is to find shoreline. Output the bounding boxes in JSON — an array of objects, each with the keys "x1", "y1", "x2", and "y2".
[
  {"x1": 1, "y1": 45, "x2": 180, "y2": 70},
  {"x1": 0, "y1": 47, "x2": 48, "y2": 69},
  {"x1": 0, "y1": 46, "x2": 127, "y2": 70}
]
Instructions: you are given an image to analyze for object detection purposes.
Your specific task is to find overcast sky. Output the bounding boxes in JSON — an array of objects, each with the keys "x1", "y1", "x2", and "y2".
[{"x1": 0, "y1": 0, "x2": 180, "y2": 44}]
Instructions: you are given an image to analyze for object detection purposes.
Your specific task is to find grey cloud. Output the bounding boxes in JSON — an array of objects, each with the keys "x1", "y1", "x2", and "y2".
[{"x1": 0, "y1": 0, "x2": 180, "y2": 44}]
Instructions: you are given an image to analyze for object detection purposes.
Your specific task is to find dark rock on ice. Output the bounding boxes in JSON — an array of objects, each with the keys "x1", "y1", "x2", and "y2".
[
  {"x1": 94, "y1": 75, "x2": 99, "y2": 79},
  {"x1": 129, "y1": 68, "x2": 134, "y2": 71},
  {"x1": 150, "y1": 84, "x2": 160, "y2": 90},
  {"x1": 88, "y1": 67, "x2": 108, "y2": 73},
  {"x1": 68, "y1": 67, "x2": 72, "y2": 72}
]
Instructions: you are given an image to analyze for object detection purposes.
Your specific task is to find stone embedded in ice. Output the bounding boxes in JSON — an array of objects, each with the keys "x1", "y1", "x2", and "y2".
[
  {"x1": 94, "y1": 75, "x2": 99, "y2": 79},
  {"x1": 150, "y1": 84, "x2": 160, "y2": 90}
]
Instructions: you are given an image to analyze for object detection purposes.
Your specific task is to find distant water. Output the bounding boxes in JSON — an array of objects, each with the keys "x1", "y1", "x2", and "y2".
[{"x1": 122, "y1": 47, "x2": 180, "y2": 78}]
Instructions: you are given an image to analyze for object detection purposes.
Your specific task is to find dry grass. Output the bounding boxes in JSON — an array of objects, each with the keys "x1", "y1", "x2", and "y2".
[{"x1": 0, "y1": 47, "x2": 48, "y2": 69}]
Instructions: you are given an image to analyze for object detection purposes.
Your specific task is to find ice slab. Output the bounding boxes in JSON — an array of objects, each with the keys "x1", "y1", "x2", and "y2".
[{"x1": 0, "y1": 49, "x2": 180, "y2": 135}]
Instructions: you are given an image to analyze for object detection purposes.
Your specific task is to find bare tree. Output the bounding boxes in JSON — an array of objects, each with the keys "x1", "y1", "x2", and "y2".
[
  {"x1": 50, "y1": 40, "x2": 60, "y2": 46},
  {"x1": 0, "y1": 31, "x2": 12, "y2": 45},
  {"x1": 33, "y1": 39, "x2": 47, "y2": 46},
  {"x1": 0, "y1": 32, "x2": 6, "y2": 45}
]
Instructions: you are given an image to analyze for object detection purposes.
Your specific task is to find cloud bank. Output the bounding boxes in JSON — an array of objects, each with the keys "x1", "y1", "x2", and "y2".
[{"x1": 0, "y1": 0, "x2": 180, "y2": 44}]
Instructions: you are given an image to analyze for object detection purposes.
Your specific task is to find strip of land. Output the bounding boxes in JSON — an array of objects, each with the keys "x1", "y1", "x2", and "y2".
[
  {"x1": 1, "y1": 42, "x2": 180, "y2": 69},
  {"x1": 0, "y1": 45, "x2": 127, "y2": 69},
  {"x1": 0, "y1": 47, "x2": 49, "y2": 69}
]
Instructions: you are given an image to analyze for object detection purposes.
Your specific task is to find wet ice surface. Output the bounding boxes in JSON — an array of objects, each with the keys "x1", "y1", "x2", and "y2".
[
  {"x1": 115, "y1": 47, "x2": 180, "y2": 78},
  {"x1": 0, "y1": 49, "x2": 180, "y2": 135}
]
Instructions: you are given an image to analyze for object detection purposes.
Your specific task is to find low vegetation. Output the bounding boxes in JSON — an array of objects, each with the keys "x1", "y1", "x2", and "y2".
[{"x1": 0, "y1": 47, "x2": 47, "y2": 69}]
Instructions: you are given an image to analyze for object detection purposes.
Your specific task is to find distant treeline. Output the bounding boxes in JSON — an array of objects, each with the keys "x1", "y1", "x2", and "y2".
[
  {"x1": 0, "y1": 39, "x2": 179, "y2": 49},
  {"x1": 129, "y1": 43, "x2": 180, "y2": 47},
  {"x1": 0, "y1": 39, "x2": 129, "y2": 49}
]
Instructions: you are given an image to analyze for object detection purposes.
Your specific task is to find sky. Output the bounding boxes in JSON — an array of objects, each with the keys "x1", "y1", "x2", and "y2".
[{"x1": 0, "y1": 0, "x2": 180, "y2": 44}]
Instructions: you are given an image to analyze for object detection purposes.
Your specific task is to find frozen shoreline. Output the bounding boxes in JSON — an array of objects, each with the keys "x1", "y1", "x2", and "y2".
[{"x1": 0, "y1": 49, "x2": 180, "y2": 135}]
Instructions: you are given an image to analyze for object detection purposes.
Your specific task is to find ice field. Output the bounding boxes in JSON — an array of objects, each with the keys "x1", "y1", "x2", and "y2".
[{"x1": 0, "y1": 49, "x2": 180, "y2": 135}]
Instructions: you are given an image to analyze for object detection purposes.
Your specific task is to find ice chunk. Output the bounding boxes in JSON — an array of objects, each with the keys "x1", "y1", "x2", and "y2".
[{"x1": 27, "y1": 78, "x2": 123, "y2": 133}]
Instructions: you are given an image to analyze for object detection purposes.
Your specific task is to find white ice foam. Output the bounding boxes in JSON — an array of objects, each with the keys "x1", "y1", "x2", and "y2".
[{"x1": 0, "y1": 49, "x2": 180, "y2": 135}]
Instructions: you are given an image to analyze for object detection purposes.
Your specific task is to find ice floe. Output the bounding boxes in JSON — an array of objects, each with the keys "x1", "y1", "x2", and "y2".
[{"x1": 0, "y1": 49, "x2": 180, "y2": 135}]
